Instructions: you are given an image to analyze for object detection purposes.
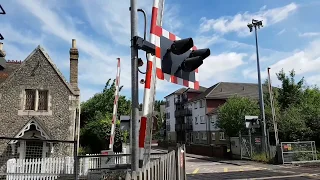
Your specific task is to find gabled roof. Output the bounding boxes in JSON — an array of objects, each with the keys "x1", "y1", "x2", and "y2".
[
  {"x1": 188, "y1": 83, "x2": 220, "y2": 102},
  {"x1": 164, "y1": 86, "x2": 207, "y2": 98},
  {"x1": 189, "y1": 82, "x2": 268, "y2": 102},
  {"x1": 9, "y1": 117, "x2": 53, "y2": 144},
  {"x1": 0, "y1": 45, "x2": 78, "y2": 95},
  {"x1": 0, "y1": 61, "x2": 21, "y2": 84},
  {"x1": 164, "y1": 87, "x2": 187, "y2": 98},
  {"x1": 207, "y1": 108, "x2": 219, "y2": 115},
  {"x1": 185, "y1": 86, "x2": 207, "y2": 93}
]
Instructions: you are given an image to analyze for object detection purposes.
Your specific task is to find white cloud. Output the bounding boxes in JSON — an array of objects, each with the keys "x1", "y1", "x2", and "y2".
[
  {"x1": 277, "y1": 29, "x2": 286, "y2": 35},
  {"x1": 199, "y1": 3, "x2": 297, "y2": 36},
  {"x1": 243, "y1": 38, "x2": 320, "y2": 87},
  {"x1": 163, "y1": 4, "x2": 183, "y2": 34},
  {"x1": 299, "y1": 32, "x2": 320, "y2": 37},
  {"x1": 306, "y1": 74, "x2": 320, "y2": 87},
  {"x1": 199, "y1": 52, "x2": 247, "y2": 86},
  {"x1": 193, "y1": 35, "x2": 220, "y2": 49}
]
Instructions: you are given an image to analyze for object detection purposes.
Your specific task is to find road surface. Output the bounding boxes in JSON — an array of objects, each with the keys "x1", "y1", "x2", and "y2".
[{"x1": 185, "y1": 156, "x2": 320, "y2": 180}]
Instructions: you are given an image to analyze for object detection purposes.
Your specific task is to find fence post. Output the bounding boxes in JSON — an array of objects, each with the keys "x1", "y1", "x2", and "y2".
[
  {"x1": 239, "y1": 132, "x2": 242, "y2": 159},
  {"x1": 74, "y1": 141, "x2": 78, "y2": 180},
  {"x1": 175, "y1": 145, "x2": 181, "y2": 180},
  {"x1": 182, "y1": 144, "x2": 186, "y2": 180},
  {"x1": 249, "y1": 129, "x2": 253, "y2": 158}
]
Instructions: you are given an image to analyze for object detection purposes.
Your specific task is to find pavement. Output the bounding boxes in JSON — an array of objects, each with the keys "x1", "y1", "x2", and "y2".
[{"x1": 152, "y1": 147, "x2": 320, "y2": 180}]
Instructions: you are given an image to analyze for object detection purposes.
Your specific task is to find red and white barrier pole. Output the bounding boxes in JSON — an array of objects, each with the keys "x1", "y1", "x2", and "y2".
[{"x1": 109, "y1": 58, "x2": 121, "y2": 150}]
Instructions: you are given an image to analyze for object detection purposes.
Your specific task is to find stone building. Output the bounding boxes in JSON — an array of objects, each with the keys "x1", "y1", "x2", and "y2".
[{"x1": 0, "y1": 40, "x2": 80, "y2": 160}]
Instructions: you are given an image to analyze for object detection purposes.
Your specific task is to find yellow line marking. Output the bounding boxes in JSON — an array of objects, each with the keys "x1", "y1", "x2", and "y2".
[
  {"x1": 192, "y1": 168, "x2": 199, "y2": 174},
  {"x1": 224, "y1": 168, "x2": 228, "y2": 172}
]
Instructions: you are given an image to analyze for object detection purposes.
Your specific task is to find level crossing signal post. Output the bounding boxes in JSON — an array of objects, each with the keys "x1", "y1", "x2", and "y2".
[{"x1": 132, "y1": 36, "x2": 210, "y2": 82}]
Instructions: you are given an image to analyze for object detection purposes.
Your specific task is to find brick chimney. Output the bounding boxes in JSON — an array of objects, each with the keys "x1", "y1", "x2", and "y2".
[
  {"x1": 0, "y1": 42, "x2": 6, "y2": 57},
  {"x1": 69, "y1": 39, "x2": 79, "y2": 92}
]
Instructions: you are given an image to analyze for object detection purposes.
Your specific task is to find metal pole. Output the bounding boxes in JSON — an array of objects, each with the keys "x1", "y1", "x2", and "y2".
[
  {"x1": 74, "y1": 108, "x2": 79, "y2": 180},
  {"x1": 254, "y1": 25, "x2": 268, "y2": 156},
  {"x1": 130, "y1": 0, "x2": 139, "y2": 172},
  {"x1": 267, "y1": 68, "x2": 279, "y2": 146}
]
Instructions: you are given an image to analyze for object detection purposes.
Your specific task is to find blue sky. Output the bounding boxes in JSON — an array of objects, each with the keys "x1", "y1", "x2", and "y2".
[{"x1": 1, "y1": 0, "x2": 320, "y2": 102}]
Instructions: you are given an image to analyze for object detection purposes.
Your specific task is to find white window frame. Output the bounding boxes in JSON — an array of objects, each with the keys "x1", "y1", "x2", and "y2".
[
  {"x1": 211, "y1": 132, "x2": 216, "y2": 141},
  {"x1": 195, "y1": 132, "x2": 199, "y2": 140},
  {"x1": 202, "y1": 132, "x2": 207, "y2": 140},
  {"x1": 200, "y1": 116, "x2": 205, "y2": 124},
  {"x1": 219, "y1": 132, "x2": 226, "y2": 140},
  {"x1": 199, "y1": 100, "x2": 203, "y2": 108}
]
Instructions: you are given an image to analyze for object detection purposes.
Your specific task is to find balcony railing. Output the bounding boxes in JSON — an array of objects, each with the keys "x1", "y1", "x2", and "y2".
[
  {"x1": 186, "y1": 123, "x2": 193, "y2": 131},
  {"x1": 175, "y1": 108, "x2": 192, "y2": 117},
  {"x1": 175, "y1": 124, "x2": 181, "y2": 131},
  {"x1": 183, "y1": 108, "x2": 192, "y2": 116},
  {"x1": 175, "y1": 123, "x2": 187, "y2": 131}
]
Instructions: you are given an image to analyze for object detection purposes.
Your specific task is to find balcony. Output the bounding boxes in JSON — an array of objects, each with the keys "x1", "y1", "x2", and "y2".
[
  {"x1": 175, "y1": 123, "x2": 186, "y2": 131},
  {"x1": 174, "y1": 110, "x2": 182, "y2": 118},
  {"x1": 175, "y1": 124, "x2": 181, "y2": 131},
  {"x1": 183, "y1": 108, "x2": 192, "y2": 116},
  {"x1": 186, "y1": 123, "x2": 193, "y2": 131}
]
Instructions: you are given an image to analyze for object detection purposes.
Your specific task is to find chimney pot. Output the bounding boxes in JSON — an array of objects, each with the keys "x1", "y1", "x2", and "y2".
[
  {"x1": 72, "y1": 39, "x2": 76, "y2": 48},
  {"x1": 0, "y1": 42, "x2": 3, "y2": 50}
]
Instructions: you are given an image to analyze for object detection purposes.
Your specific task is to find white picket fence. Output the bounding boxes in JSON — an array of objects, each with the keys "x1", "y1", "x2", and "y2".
[
  {"x1": 5, "y1": 147, "x2": 128, "y2": 179},
  {"x1": 6, "y1": 157, "x2": 74, "y2": 180},
  {"x1": 78, "y1": 152, "x2": 128, "y2": 176}
]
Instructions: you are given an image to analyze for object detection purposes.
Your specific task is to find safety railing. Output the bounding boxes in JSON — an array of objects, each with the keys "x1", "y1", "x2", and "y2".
[
  {"x1": 281, "y1": 141, "x2": 319, "y2": 164},
  {"x1": 126, "y1": 144, "x2": 186, "y2": 180}
]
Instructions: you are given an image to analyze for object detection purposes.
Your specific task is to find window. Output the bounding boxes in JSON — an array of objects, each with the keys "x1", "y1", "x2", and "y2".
[
  {"x1": 166, "y1": 112, "x2": 170, "y2": 119},
  {"x1": 200, "y1": 100, "x2": 203, "y2": 108},
  {"x1": 166, "y1": 100, "x2": 170, "y2": 107},
  {"x1": 195, "y1": 132, "x2": 199, "y2": 139},
  {"x1": 210, "y1": 116, "x2": 215, "y2": 123},
  {"x1": 25, "y1": 89, "x2": 36, "y2": 110},
  {"x1": 200, "y1": 116, "x2": 205, "y2": 124},
  {"x1": 211, "y1": 132, "x2": 216, "y2": 141},
  {"x1": 202, "y1": 132, "x2": 207, "y2": 140},
  {"x1": 219, "y1": 132, "x2": 226, "y2": 140},
  {"x1": 25, "y1": 141, "x2": 43, "y2": 159},
  {"x1": 194, "y1": 102, "x2": 197, "y2": 109},
  {"x1": 25, "y1": 89, "x2": 48, "y2": 111},
  {"x1": 195, "y1": 117, "x2": 198, "y2": 124},
  {"x1": 38, "y1": 90, "x2": 48, "y2": 110}
]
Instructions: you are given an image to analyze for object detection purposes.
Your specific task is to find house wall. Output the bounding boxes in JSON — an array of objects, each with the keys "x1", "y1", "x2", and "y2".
[
  {"x1": 165, "y1": 94, "x2": 176, "y2": 141},
  {"x1": 206, "y1": 99, "x2": 225, "y2": 114},
  {"x1": 186, "y1": 92, "x2": 200, "y2": 100},
  {"x1": 0, "y1": 49, "x2": 78, "y2": 155}
]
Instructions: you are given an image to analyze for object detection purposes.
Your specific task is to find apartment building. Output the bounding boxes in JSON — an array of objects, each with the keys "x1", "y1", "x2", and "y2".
[
  {"x1": 165, "y1": 82, "x2": 260, "y2": 146},
  {"x1": 164, "y1": 87, "x2": 206, "y2": 142}
]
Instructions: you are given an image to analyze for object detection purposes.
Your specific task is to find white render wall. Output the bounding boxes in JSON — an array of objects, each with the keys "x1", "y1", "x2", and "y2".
[
  {"x1": 186, "y1": 99, "x2": 207, "y2": 132},
  {"x1": 165, "y1": 95, "x2": 176, "y2": 132},
  {"x1": 208, "y1": 114, "x2": 220, "y2": 131}
]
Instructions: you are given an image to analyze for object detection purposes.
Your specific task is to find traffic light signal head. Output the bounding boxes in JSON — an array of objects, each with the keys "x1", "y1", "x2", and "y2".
[
  {"x1": 170, "y1": 38, "x2": 193, "y2": 55},
  {"x1": 159, "y1": 36, "x2": 210, "y2": 84}
]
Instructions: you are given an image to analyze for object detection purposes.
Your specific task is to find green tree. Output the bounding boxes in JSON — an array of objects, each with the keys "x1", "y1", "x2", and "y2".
[
  {"x1": 217, "y1": 96, "x2": 260, "y2": 137},
  {"x1": 80, "y1": 113, "x2": 112, "y2": 153},
  {"x1": 299, "y1": 87, "x2": 320, "y2": 143},
  {"x1": 278, "y1": 106, "x2": 311, "y2": 141},
  {"x1": 80, "y1": 78, "x2": 131, "y2": 126},
  {"x1": 276, "y1": 69, "x2": 304, "y2": 110},
  {"x1": 80, "y1": 78, "x2": 131, "y2": 153}
]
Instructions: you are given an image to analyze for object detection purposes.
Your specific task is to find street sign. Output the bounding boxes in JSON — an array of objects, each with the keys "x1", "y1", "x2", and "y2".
[{"x1": 245, "y1": 116, "x2": 258, "y2": 120}]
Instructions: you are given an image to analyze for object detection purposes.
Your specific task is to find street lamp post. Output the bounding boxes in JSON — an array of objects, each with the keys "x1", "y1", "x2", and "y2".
[{"x1": 247, "y1": 19, "x2": 268, "y2": 156}]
